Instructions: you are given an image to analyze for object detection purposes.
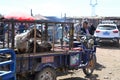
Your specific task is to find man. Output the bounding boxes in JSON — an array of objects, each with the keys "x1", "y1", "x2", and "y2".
[
  {"x1": 80, "y1": 21, "x2": 97, "y2": 45},
  {"x1": 90, "y1": 23, "x2": 96, "y2": 35},
  {"x1": 80, "y1": 21, "x2": 93, "y2": 35},
  {"x1": 57, "y1": 25, "x2": 63, "y2": 41}
]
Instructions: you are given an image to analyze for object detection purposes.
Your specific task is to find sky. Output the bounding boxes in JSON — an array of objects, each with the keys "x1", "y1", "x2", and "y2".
[{"x1": 0, "y1": 0, "x2": 120, "y2": 17}]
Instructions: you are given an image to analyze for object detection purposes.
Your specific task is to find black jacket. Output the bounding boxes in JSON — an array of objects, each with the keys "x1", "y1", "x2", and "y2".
[
  {"x1": 80, "y1": 27, "x2": 92, "y2": 35},
  {"x1": 80, "y1": 26, "x2": 96, "y2": 35}
]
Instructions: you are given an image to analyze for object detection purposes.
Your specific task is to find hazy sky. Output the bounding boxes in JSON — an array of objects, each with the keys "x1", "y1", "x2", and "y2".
[{"x1": 0, "y1": 0, "x2": 120, "y2": 17}]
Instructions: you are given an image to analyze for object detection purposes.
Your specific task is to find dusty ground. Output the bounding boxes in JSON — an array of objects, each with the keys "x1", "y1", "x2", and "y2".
[{"x1": 57, "y1": 42, "x2": 120, "y2": 80}]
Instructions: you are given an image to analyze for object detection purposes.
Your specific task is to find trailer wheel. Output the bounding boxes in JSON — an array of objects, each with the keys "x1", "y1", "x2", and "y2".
[
  {"x1": 35, "y1": 67, "x2": 56, "y2": 80},
  {"x1": 83, "y1": 54, "x2": 96, "y2": 76}
]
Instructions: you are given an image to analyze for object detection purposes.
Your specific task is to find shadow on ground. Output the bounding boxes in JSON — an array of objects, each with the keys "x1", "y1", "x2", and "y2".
[
  {"x1": 95, "y1": 62, "x2": 106, "y2": 71},
  {"x1": 98, "y1": 42, "x2": 120, "y2": 50},
  {"x1": 85, "y1": 74, "x2": 99, "y2": 80},
  {"x1": 59, "y1": 74, "x2": 100, "y2": 80},
  {"x1": 59, "y1": 77, "x2": 87, "y2": 80}
]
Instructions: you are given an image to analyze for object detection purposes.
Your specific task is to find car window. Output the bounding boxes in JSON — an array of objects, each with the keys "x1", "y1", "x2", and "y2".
[{"x1": 97, "y1": 25, "x2": 116, "y2": 30}]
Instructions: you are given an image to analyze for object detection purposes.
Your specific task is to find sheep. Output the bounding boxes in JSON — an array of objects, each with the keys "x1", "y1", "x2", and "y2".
[
  {"x1": 27, "y1": 40, "x2": 52, "y2": 53},
  {"x1": 15, "y1": 29, "x2": 41, "y2": 53},
  {"x1": 15, "y1": 28, "x2": 52, "y2": 53}
]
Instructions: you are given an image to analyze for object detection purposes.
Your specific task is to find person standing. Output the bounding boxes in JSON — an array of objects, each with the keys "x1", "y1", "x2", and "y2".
[
  {"x1": 80, "y1": 21, "x2": 97, "y2": 45},
  {"x1": 80, "y1": 21, "x2": 93, "y2": 35},
  {"x1": 57, "y1": 25, "x2": 63, "y2": 41},
  {"x1": 18, "y1": 23, "x2": 25, "y2": 33},
  {"x1": 90, "y1": 23, "x2": 96, "y2": 35},
  {"x1": 64, "y1": 24, "x2": 69, "y2": 37}
]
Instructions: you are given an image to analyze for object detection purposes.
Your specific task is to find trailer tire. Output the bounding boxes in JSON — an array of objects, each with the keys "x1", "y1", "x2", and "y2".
[
  {"x1": 35, "y1": 67, "x2": 56, "y2": 80},
  {"x1": 83, "y1": 54, "x2": 96, "y2": 76}
]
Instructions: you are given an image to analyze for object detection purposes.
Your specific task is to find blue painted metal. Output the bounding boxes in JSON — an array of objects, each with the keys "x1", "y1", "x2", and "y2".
[
  {"x1": 45, "y1": 16, "x2": 64, "y2": 22},
  {"x1": 14, "y1": 39, "x2": 96, "y2": 76},
  {"x1": 33, "y1": 44, "x2": 96, "y2": 71},
  {"x1": 0, "y1": 49, "x2": 16, "y2": 80},
  {"x1": 67, "y1": 36, "x2": 97, "y2": 69},
  {"x1": 78, "y1": 43, "x2": 97, "y2": 68}
]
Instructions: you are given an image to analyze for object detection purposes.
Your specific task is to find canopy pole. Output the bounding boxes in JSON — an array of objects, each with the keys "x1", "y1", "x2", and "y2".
[
  {"x1": 11, "y1": 21, "x2": 15, "y2": 49},
  {"x1": 69, "y1": 23, "x2": 74, "y2": 50},
  {"x1": 52, "y1": 23, "x2": 56, "y2": 51},
  {"x1": 34, "y1": 24, "x2": 36, "y2": 53},
  {"x1": 45, "y1": 23, "x2": 48, "y2": 41},
  {"x1": 7, "y1": 23, "x2": 10, "y2": 48},
  {"x1": 61, "y1": 24, "x2": 64, "y2": 49}
]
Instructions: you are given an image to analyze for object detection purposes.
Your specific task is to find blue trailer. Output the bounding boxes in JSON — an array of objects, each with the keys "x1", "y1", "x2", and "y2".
[
  {"x1": 15, "y1": 35, "x2": 97, "y2": 80},
  {"x1": 0, "y1": 42, "x2": 96, "y2": 80}
]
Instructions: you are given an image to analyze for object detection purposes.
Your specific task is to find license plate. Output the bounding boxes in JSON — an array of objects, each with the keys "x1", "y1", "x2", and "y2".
[{"x1": 103, "y1": 31, "x2": 110, "y2": 35}]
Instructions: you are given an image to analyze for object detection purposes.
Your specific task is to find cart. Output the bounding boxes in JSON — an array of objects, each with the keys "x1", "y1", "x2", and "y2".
[{"x1": 0, "y1": 18, "x2": 97, "y2": 80}]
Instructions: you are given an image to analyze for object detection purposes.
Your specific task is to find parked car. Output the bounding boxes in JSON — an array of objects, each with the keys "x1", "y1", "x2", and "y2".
[{"x1": 94, "y1": 20, "x2": 120, "y2": 47}]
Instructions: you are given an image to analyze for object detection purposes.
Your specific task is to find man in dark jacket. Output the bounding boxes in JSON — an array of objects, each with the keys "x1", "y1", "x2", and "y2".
[
  {"x1": 90, "y1": 23, "x2": 96, "y2": 35},
  {"x1": 80, "y1": 21, "x2": 93, "y2": 35},
  {"x1": 80, "y1": 21, "x2": 98, "y2": 45}
]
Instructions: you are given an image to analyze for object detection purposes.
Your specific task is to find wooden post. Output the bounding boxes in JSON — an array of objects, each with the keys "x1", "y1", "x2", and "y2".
[
  {"x1": 71, "y1": 23, "x2": 74, "y2": 49},
  {"x1": 0, "y1": 22, "x2": 5, "y2": 48},
  {"x1": 69, "y1": 24, "x2": 71, "y2": 50},
  {"x1": 45, "y1": 23, "x2": 48, "y2": 41},
  {"x1": 61, "y1": 24, "x2": 64, "y2": 49},
  {"x1": 69, "y1": 23, "x2": 74, "y2": 50},
  {"x1": 41, "y1": 23, "x2": 43, "y2": 42},
  {"x1": 34, "y1": 24, "x2": 37, "y2": 53},
  {"x1": 7, "y1": 23, "x2": 10, "y2": 48},
  {"x1": 52, "y1": 23, "x2": 56, "y2": 51},
  {"x1": 11, "y1": 21, "x2": 15, "y2": 49}
]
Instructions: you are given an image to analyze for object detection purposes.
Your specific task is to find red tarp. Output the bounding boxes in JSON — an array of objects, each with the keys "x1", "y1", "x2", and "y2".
[{"x1": 4, "y1": 12, "x2": 35, "y2": 21}]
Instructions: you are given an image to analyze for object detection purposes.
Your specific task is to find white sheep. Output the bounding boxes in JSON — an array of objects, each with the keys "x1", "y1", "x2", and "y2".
[{"x1": 15, "y1": 31, "x2": 29, "y2": 53}]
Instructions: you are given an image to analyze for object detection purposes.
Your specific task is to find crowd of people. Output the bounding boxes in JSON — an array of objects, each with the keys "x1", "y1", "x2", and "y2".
[
  {"x1": 0, "y1": 23, "x2": 31, "y2": 43},
  {"x1": 0, "y1": 21, "x2": 96, "y2": 43}
]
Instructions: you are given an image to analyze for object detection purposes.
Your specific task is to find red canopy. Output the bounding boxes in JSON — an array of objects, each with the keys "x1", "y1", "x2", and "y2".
[{"x1": 4, "y1": 12, "x2": 35, "y2": 21}]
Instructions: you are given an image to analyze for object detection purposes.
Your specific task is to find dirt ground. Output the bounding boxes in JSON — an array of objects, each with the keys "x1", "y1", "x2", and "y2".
[{"x1": 57, "y1": 42, "x2": 120, "y2": 80}]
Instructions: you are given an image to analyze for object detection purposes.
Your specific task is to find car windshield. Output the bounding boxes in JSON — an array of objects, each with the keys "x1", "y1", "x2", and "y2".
[{"x1": 98, "y1": 25, "x2": 116, "y2": 30}]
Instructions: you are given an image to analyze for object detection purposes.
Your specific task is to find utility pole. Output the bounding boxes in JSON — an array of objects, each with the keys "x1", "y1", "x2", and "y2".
[
  {"x1": 61, "y1": 13, "x2": 62, "y2": 19},
  {"x1": 64, "y1": 13, "x2": 66, "y2": 22},
  {"x1": 30, "y1": 9, "x2": 33, "y2": 16},
  {"x1": 90, "y1": 0, "x2": 98, "y2": 17}
]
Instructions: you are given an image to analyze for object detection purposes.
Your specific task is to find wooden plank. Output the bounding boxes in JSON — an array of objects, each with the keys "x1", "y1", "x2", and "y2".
[
  {"x1": 11, "y1": 22, "x2": 15, "y2": 49},
  {"x1": 0, "y1": 19, "x2": 74, "y2": 25},
  {"x1": 16, "y1": 48, "x2": 82, "y2": 58},
  {"x1": 16, "y1": 51, "x2": 67, "y2": 57}
]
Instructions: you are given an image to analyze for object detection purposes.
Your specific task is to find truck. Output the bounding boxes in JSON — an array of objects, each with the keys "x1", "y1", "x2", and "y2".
[{"x1": 0, "y1": 19, "x2": 97, "y2": 80}]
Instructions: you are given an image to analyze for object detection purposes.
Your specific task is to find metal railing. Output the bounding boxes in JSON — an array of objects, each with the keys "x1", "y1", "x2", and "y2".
[{"x1": 0, "y1": 49, "x2": 16, "y2": 80}]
